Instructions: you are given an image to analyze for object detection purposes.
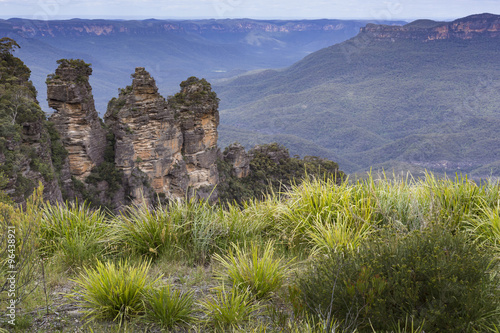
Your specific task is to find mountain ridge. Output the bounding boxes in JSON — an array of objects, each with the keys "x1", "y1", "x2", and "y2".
[
  {"x1": 215, "y1": 13, "x2": 500, "y2": 178},
  {"x1": 0, "y1": 17, "x2": 405, "y2": 112},
  {"x1": 361, "y1": 13, "x2": 500, "y2": 40}
]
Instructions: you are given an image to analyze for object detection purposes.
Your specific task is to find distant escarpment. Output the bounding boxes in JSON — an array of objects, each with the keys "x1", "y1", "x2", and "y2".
[{"x1": 360, "y1": 13, "x2": 500, "y2": 41}]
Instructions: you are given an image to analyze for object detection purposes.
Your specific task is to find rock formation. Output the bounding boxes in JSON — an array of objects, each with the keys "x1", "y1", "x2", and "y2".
[
  {"x1": 0, "y1": 41, "x2": 62, "y2": 204},
  {"x1": 173, "y1": 77, "x2": 220, "y2": 199},
  {"x1": 104, "y1": 68, "x2": 187, "y2": 204},
  {"x1": 47, "y1": 59, "x2": 107, "y2": 181},
  {"x1": 222, "y1": 143, "x2": 250, "y2": 179},
  {"x1": 46, "y1": 62, "x2": 220, "y2": 206},
  {"x1": 103, "y1": 68, "x2": 219, "y2": 204}
]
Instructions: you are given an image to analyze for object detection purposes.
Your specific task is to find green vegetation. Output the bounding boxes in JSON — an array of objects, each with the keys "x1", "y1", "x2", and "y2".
[
  {"x1": 45, "y1": 121, "x2": 68, "y2": 175},
  {"x1": 0, "y1": 37, "x2": 62, "y2": 203},
  {"x1": 68, "y1": 259, "x2": 160, "y2": 327},
  {"x1": 40, "y1": 201, "x2": 108, "y2": 270},
  {"x1": 299, "y1": 226, "x2": 499, "y2": 332},
  {"x1": 55, "y1": 58, "x2": 91, "y2": 70},
  {"x1": 218, "y1": 142, "x2": 344, "y2": 204},
  {"x1": 1, "y1": 173, "x2": 499, "y2": 332},
  {"x1": 216, "y1": 36, "x2": 500, "y2": 177},
  {"x1": 170, "y1": 76, "x2": 219, "y2": 107},
  {"x1": 84, "y1": 131, "x2": 123, "y2": 205},
  {"x1": 199, "y1": 286, "x2": 262, "y2": 330},
  {"x1": 144, "y1": 285, "x2": 196, "y2": 329},
  {"x1": 213, "y1": 241, "x2": 291, "y2": 300}
]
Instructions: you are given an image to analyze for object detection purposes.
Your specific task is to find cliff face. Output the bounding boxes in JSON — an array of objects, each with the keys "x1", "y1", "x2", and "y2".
[
  {"x1": 0, "y1": 41, "x2": 62, "y2": 204},
  {"x1": 5, "y1": 18, "x2": 375, "y2": 38},
  {"x1": 103, "y1": 68, "x2": 219, "y2": 204},
  {"x1": 222, "y1": 143, "x2": 250, "y2": 179},
  {"x1": 174, "y1": 77, "x2": 220, "y2": 199},
  {"x1": 104, "y1": 68, "x2": 187, "y2": 204},
  {"x1": 47, "y1": 60, "x2": 107, "y2": 181},
  {"x1": 360, "y1": 13, "x2": 500, "y2": 41}
]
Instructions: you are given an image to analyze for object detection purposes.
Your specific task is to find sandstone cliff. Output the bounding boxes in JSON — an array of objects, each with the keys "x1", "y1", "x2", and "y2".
[
  {"x1": 172, "y1": 77, "x2": 220, "y2": 200},
  {"x1": 360, "y1": 13, "x2": 500, "y2": 41},
  {"x1": 104, "y1": 68, "x2": 186, "y2": 205},
  {"x1": 222, "y1": 143, "x2": 250, "y2": 179},
  {"x1": 104, "y1": 68, "x2": 219, "y2": 204},
  {"x1": 47, "y1": 59, "x2": 107, "y2": 182}
]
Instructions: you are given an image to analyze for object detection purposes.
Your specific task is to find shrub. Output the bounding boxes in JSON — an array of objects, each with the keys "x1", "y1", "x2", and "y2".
[
  {"x1": 41, "y1": 201, "x2": 107, "y2": 269},
  {"x1": 111, "y1": 203, "x2": 175, "y2": 257},
  {"x1": 464, "y1": 202, "x2": 500, "y2": 253},
  {"x1": 306, "y1": 212, "x2": 373, "y2": 254},
  {"x1": 144, "y1": 285, "x2": 195, "y2": 329},
  {"x1": 200, "y1": 286, "x2": 262, "y2": 330},
  {"x1": 298, "y1": 226, "x2": 500, "y2": 332},
  {"x1": 67, "y1": 259, "x2": 160, "y2": 326},
  {"x1": 213, "y1": 241, "x2": 291, "y2": 300}
]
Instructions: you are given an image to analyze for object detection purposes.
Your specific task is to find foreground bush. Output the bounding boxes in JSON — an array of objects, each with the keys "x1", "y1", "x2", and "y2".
[
  {"x1": 68, "y1": 259, "x2": 160, "y2": 326},
  {"x1": 213, "y1": 241, "x2": 291, "y2": 300},
  {"x1": 41, "y1": 201, "x2": 107, "y2": 268},
  {"x1": 200, "y1": 286, "x2": 262, "y2": 330},
  {"x1": 144, "y1": 285, "x2": 196, "y2": 329},
  {"x1": 298, "y1": 226, "x2": 500, "y2": 332}
]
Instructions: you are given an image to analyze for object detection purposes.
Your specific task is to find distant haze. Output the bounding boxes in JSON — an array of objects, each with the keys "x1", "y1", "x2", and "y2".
[{"x1": 0, "y1": 0, "x2": 498, "y2": 21}]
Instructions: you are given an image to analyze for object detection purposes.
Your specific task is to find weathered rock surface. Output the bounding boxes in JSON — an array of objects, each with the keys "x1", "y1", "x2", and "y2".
[
  {"x1": 174, "y1": 77, "x2": 220, "y2": 200},
  {"x1": 47, "y1": 60, "x2": 107, "y2": 181},
  {"x1": 104, "y1": 68, "x2": 219, "y2": 203},
  {"x1": 222, "y1": 143, "x2": 250, "y2": 179},
  {"x1": 104, "y1": 68, "x2": 187, "y2": 204}
]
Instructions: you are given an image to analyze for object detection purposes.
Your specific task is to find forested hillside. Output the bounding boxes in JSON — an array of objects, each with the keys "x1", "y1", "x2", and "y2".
[{"x1": 216, "y1": 14, "x2": 500, "y2": 177}]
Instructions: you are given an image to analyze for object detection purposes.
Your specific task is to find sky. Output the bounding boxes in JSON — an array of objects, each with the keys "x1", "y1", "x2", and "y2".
[{"x1": 0, "y1": 0, "x2": 499, "y2": 21}]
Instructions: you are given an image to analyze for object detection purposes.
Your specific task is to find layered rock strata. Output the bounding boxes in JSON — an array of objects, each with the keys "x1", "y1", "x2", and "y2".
[
  {"x1": 104, "y1": 68, "x2": 187, "y2": 204},
  {"x1": 174, "y1": 77, "x2": 220, "y2": 199},
  {"x1": 47, "y1": 61, "x2": 220, "y2": 206},
  {"x1": 47, "y1": 60, "x2": 107, "y2": 181},
  {"x1": 104, "y1": 68, "x2": 219, "y2": 203}
]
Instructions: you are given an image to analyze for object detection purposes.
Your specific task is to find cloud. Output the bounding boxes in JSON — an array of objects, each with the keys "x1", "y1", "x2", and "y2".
[{"x1": 0, "y1": 0, "x2": 498, "y2": 20}]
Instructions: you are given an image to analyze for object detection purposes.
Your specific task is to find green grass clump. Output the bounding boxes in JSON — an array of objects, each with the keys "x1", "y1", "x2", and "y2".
[
  {"x1": 280, "y1": 177, "x2": 374, "y2": 253},
  {"x1": 68, "y1": 259, "x2": 160, "y2": 326},
  {"x1": 41, "y1": 201, "x2": 107, "y2": 269},
  {"x1": 200, "y1": 286, "x2": 262, "y2": 330},
  {"x1": 111, "y1": 203, "x2": 175, "y2": 257},
  {"x1": 298, "y1": 226, "x2": 500, "y2": 332},
  {"x1": 306, "y1": 211, "x2": 373, "y2": 254},
  {"x1": 112, "y1": 199, "x2": 220, "y2": 264},
  {"x1": 144, "y1": 285, "x2": 195, "y2": 329},
  {"x1": 213, "y1": 241, "x2": 291, "y2": 300},
  {"x1": 465, "y1": 202, "x2": 500, "y2": 253}
]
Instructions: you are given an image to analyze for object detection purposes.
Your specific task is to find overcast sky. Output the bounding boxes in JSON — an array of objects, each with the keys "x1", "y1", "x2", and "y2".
[{"x1": 0, "y1": 0, "x2": 498, "y2": 21}]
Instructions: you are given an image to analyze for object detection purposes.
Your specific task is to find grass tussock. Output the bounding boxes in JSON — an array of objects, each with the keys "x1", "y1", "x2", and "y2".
[{"x1": 1, "y1": 172, "x2": 500, "y2": 331}]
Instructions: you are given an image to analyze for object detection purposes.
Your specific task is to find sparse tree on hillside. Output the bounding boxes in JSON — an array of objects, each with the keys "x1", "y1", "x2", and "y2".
[{"x1": 0, "y1": 37, "x2": 20, "y2": 55}]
